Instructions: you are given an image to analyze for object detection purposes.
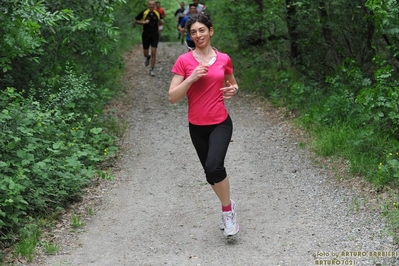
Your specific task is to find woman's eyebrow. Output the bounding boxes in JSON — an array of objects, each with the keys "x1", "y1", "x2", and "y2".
[{"x1": 191, "y1": 27, "x2": 205, "y2": 32}]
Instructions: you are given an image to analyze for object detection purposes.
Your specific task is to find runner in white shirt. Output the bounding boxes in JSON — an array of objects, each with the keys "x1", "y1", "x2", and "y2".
[{"x1": 183, "y1": 0, "x2": 206, "y2": 15}]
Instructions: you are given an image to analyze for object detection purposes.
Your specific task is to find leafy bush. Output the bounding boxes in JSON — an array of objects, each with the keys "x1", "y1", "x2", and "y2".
[
  {"x1": 34, "y1": 63, "x2": 111, "y2": 113},
  {"x1": 377, "y1": 150, "x2": 399, "y2": 186},
  {"x1": 0, "y1": 0, "x2": 132, "y2": 258},
  {"x1": 357, "y1": 58, "x2": 399, "y2": 137},
  {"x1": 0, "y1": 88, "x2": 116, "y2": 244}
]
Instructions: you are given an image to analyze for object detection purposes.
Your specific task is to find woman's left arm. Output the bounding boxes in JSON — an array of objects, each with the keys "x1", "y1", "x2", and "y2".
[{"x1": 221, "y1": 74, "x2": 239, "y2": 100}]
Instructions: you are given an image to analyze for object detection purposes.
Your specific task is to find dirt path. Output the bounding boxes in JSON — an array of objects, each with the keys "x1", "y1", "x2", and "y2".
[{"x1": 29, "y1": 43, "x2": 398, "y2": 266}]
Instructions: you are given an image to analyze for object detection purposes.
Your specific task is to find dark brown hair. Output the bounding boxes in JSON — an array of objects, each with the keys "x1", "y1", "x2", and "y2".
[{"x1": 186, "y1": 12, "x2": 213, "y2": 32}]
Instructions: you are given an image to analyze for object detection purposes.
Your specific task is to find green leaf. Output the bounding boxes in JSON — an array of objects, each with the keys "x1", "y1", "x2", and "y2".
[
  {"x1": 90, "y1": 128, "x2": 103, "y2": 134},
  {"x1": 52, "y1": 142, "x2": 63, "y2": 149},
  {"x1": 16, "y1": 149, "x2": 26, "y2": 158},
  {"x1": 7, "y1": 142, "x2": 17, "y2": 149}
]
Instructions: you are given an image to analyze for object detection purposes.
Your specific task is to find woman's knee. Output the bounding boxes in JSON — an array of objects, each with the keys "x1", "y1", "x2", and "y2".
[{"x1": 205, "y1": 165, "x2": 227, "y2": 185}]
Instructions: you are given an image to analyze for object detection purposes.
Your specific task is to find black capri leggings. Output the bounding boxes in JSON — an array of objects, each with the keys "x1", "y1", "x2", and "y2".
[{"x1": 189, "y1": 115, "x2": 233, "y2": 185}]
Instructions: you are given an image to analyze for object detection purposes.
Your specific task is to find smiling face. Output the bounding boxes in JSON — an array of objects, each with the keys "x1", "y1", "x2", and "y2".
[
  {"x1": 186, "y1": 13, "x2": 214, "y2": 48},
  {"x1": 189, "y1": 22, "x2": 214, "y2": 48}
]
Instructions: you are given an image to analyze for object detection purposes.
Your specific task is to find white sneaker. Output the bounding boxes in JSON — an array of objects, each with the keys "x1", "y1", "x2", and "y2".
[
  {"x1": 222, "y1": 200, "x2": 239, "y2": 237},
  {"x1": 150, "y1": 69, "x2": 155, "y2": 77}
]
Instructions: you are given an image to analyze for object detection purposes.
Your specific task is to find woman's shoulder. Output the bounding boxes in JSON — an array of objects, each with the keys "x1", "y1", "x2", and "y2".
[
  {"x1": 216, "y1": 50, "x2": 231, "y2": 59},
  {"x1": 172, "y1": 51, "x2": 195, "y2": 72},
  {"x1": 175, "y1": 51, "x2": 195, "y2": 63},
  {"x1": 215, "y1": 51, "x2": 232, "y2": 63},
  {"x1": 175, "y1": 51, "x2": 191, "y2": 60}
]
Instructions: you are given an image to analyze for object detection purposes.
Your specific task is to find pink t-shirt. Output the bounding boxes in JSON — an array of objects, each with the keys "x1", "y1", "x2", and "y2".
[{"x1": 171, "y1": 51, "x2": 233, "y2": 125}]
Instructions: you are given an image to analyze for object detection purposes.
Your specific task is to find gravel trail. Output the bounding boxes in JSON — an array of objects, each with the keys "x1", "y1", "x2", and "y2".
[{"x1": 29, "y1": 42, "x2": 398, "y2": 266}]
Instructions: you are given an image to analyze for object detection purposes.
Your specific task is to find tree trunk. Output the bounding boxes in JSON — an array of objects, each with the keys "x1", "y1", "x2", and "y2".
[
  {"x1": 286, "y1": 0, "x2": 301, "y2": 64},
  {"x1": 361, "y1": 6, "x2": 377, "y2": 67},
  {"x1": 319, "y1": 1, "x2": 333, "y2": 46},
  {"x1": 254, "y1": 0, "x2": 264, "y2": 12}
]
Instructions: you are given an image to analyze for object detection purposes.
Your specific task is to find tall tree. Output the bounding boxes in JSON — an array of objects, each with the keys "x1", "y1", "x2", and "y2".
[{"x1": 285, "y1": 0, "x2": 301, "y2": 64}]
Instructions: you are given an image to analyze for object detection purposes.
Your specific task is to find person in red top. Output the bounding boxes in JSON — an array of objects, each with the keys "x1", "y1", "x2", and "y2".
[
  {"x1": 155, "y1": 1, "x2": 165, "y2": 37},
  {"x1": 169, "y1": 12, "x2": 240, "y2": 237}
]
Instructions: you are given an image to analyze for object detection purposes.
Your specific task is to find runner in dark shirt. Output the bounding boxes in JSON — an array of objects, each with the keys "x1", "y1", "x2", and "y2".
[
  {"x1": 135, "y1": 0, "x2": 163, "y2": 77},
  {"x1": 174, "y1": 2, "x2": 185, "y2": 41}
]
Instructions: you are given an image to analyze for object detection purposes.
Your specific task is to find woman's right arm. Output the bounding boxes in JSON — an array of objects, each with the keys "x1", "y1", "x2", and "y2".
[{"x1": 168, "y1": 74, "x2": 193, "y2": 104}]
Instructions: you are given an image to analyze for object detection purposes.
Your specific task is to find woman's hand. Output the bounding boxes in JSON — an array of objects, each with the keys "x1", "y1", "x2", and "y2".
[
  {"x1": 187, "y1": 63, "x2": 209, "y2": 83},
  {"x1": 220, "y1": 80, "x2": 238, "y2": 100}
]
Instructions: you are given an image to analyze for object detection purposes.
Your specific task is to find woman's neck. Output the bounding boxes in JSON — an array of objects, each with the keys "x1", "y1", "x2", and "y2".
[
  {"x1": 193, "y1": 46, "x2": 217, "y2": 66},
  {"x1": 194, "y1": 46, "x2": 215, "y2": 58}
]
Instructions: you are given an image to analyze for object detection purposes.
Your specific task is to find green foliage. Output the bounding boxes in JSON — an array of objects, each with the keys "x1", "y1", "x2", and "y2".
[
  {"x1": 229, "y1": 49, "x2": 271, "y2": 96},
  {"x1": 0, "y1": 2, "x2": 135, "y2": 258},
  {"x1": 0, "y1": 86, "x2": 117, "y2": 244},
  {"x1": 309, "y1": 121, "x2": 395, "y2": 184},
  {"x1": 311, "y1": 124, "x2": 355, "y2": 157},
  {"x1": 366, "y1": 0, "x2": 399, "y2": 64},
  {"x1": 70, "y1": 214, "x2": 85, "y2": 229},
  {"x1": 310, "y1": 59, "x2": 368, "y2": 125},
  {"x1": 0, "y1": 1, "x2": 72, "y2": 73},
  {"x1": 209, "y1": 0, "x2": 286, "y2": 49},
  {"x1": 208, "y1": 0, "x2": 399, "y2": 191},
  {"x1": 377, "y1": 151, "x2": 399, "y2": 186},
  {"x1": 357, "y1": 58, "x2": 399, "y2": 136},
  {"x1": 293, "y1": 56, "x2": 399, "y2": 185},
  {"x1": 1, "y1": 0, "x2": 126, "y2": 93},
  {"x1": 40, "y1": 241, "x2": 59, "y2": 254},
  {"x1": 366, "y1": 0, "x2": 399, "y2": 28},
  {"x1": 35, "y1": 63, "x2": 111, "y2": 113},
  {"x1": 12, "y1": 224, "x2": 41, "y2": 262}
]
